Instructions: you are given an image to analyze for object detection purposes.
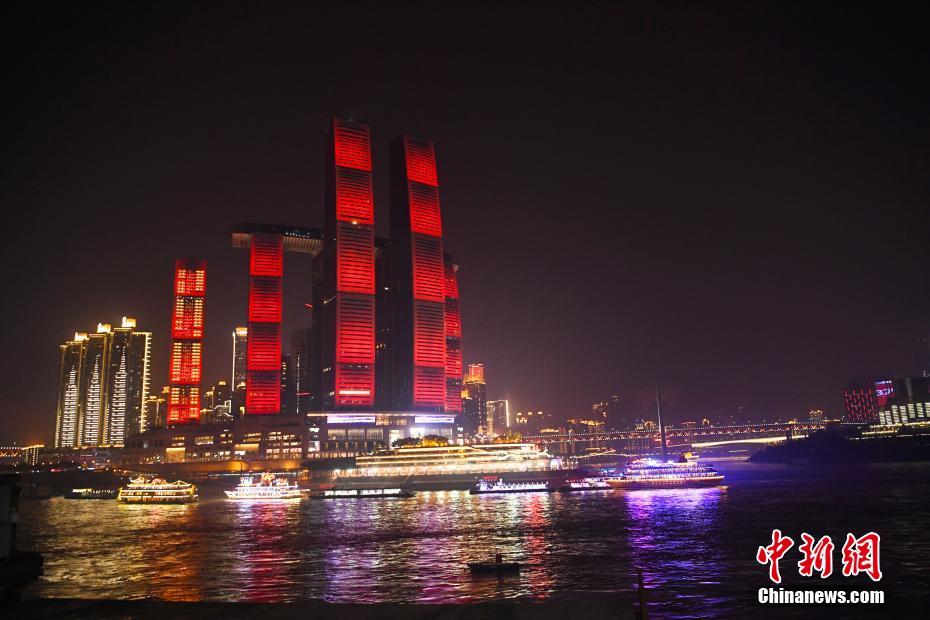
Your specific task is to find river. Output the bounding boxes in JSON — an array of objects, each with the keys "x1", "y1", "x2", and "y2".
[{"x1": 17, "y1": 459, "x2": 930, "y2": 617}]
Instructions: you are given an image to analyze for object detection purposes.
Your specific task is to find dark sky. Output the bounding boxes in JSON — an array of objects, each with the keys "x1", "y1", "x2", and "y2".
[{"x1": 4, "y1": 2, "x2": 929, "y2": 443}]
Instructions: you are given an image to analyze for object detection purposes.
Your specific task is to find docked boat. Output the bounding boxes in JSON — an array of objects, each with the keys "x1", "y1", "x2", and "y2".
[
  {"x1": 469, "y1": 476, "x2": 551, "y2": 494},
  {"x1": 310, "y1": 487, "x2": 416, "y2": 499},
  {"x1": 604, "y1": 459, "x2": 724, "y2": 489},
  {"x1": 117, "y1": 477, "x2": 198, "y2": 504},
  {"x1": 65, "y1": 488, "x2": 118, "y2": 499},
  {"x1": 225, "y1": 472, "x2": 303, "y2": 501},
  {"x1": 560, "y1": 477, "x2": 612, "y2": 491}
]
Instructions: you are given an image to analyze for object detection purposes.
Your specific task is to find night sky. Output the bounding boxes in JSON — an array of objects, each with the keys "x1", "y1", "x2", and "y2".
[{"x1": 4, "y1": 2, "x2": 929, "y2": 444}]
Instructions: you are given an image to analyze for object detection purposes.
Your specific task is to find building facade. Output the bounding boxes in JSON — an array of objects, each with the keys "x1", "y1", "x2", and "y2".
[
  {"x1": 167, "y1": 259, "x2": 206, "y2": 425},
  {"x1": 53, "y1": 318, "x2": 151, "y2": 448},
  {"x1": 313, "y1": 118, "x2": 377, "y2": 411},
  {"x1": 231, "y1": 326, "x2": 248, "y2": 418},
  {"x1": 390, "y1": 135, "x2": 448, "y2": 412},
  {"x1": 876, "y1": 377, "x2": 930, "y2": 425},
  {"x1": 462, "y1": 363, "x2": 488, "y2": 436}
]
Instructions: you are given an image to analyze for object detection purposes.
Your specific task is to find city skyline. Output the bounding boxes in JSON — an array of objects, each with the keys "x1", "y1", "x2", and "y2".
[{"x1": 4, "y1": 3, "x2": 930, "y2": 445}]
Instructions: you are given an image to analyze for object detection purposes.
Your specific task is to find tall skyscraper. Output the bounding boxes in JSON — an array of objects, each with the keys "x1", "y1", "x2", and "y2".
[
  {"x1": 444, "y1": 254, "x2": 462, "y2": 414},
  {"x1": 488, "y1": 399, "x2": 510, "y2": 434},
  {"x1": 104, "y1": 317, "x2": 151, "y2": 444},
  {"x1": 280, "y1": 352, "x2": 293, "y2": 415},
  {"x1": 462, "y1": 363, "x2": 488, "y2": 436},
  {"x1": 145, "y1": 386, "x2": 170, "y2": 430},
  {"x1": 290, "y1": 328, "x2": 312, "y2": 414},
  {"x1": 53, "y1": 318, "x2": 151, "y2": 448},
  {"x1": 246, "y1": 234, "x2": 284, "y2": 415},
  {"x1": 80, "y1": 325, "x2": 111, "y2": 445},
  {"x1": 390, "y1": 135, "x2": 447, "y2": 411},
  {"x1": 54, "y1": 332, "x2": 88, "y2": 449},
  {"x1": 313, "y1": 118, "x2": 376, "y2": 410},
  {"x1": 231, "y1": 326, "x2": 248, "y2": 418},
  {"x1": 168, "y1": 259, "x2": 206, "y2": 425}
]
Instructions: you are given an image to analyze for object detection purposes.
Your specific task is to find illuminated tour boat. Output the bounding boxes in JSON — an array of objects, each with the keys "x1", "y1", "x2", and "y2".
[
  {"x1": 311, "y1": 487, "x2": 416, "y2": 499},
  {"x1": 353, "y1": 443, "x2": 556, "y2": 478},
  {"x1": 65, "y1": 488, "x2": 118, "y2": 499},
  {"x1": 604, "y1": 459, "x2": 724, "y2": 489},
  {"x1": 225, "y1": 472, "x2": 303, "y2": 501},
  {"x1": 470, "y1": 476, "x2": 551, "y2": 494},
  {"x1": 604, "y1": 379, "x2": 725, "y2": 490},
  {"x1": 561, "y1": 477, "x2": 612, "y2": 491},
  {"x1": 117, "y1": 477, "x2": 198, "y2": 504}
]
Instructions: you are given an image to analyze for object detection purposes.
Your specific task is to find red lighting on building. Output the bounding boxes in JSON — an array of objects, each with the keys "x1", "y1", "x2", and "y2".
[
  {"x1": 444, "y1": 255, "x2": 462, "y2": 413},
  {"x1": 246, "y1": 233, "x2": 283, "y2": 414},
  {"x1": 331, "y1": 118, "x2": 375, "y2": 407},
  {"x1": 168, "y1": 259, "x2": 206, "y2": 425},
  {"x1": 843, "y1": 386, "x2": 878, "y2": 422},
  {"x1": 400, "y1": 136, "x2": 446, "y2": 409}
]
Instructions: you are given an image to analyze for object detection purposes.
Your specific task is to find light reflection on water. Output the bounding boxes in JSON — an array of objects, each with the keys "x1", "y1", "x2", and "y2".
[{"x1": 17, "y1": 462, "x2": 930, "y2": 617}]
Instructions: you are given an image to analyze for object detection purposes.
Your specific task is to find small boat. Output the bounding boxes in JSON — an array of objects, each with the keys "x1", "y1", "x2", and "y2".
[
  {"x1": 310, "y1": 488, "x2": 416, "y2": 499},
  {"x1": 560, "y1": 477, "x2": 612, "y2": 491},
  {"x1": 117, "y1": 477, "x2": 198, "y2": 504},
  {"x1": 225, "y1": 472, "x2": 303, "y2": 501},
  {"x1": 65, "y1": 488, "x2": 118, "y2": 499},
  {"x1": 469, "y1": 476, "x2": 551, "y2": 494},
  {"x1": 468, "y1": 561, "x2": 522, "y2": 573}
]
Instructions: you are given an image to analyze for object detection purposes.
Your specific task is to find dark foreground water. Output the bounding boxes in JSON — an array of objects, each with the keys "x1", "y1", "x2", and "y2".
[{"x1": 18, "y1": 460, "x2": 930, "y2": 618}]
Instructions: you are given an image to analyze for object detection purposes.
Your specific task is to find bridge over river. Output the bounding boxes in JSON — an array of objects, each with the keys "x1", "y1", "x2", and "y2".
[{"x1": 522, "y1": 422, "x2": 825, "y2": 456}]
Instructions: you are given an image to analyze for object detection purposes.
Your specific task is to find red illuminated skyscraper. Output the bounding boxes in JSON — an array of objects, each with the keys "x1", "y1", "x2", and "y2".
[
  {"x1": 391, "y1": 135, "x2": 447, "y2": 411},
  {"x1": 246, "y1": 233, "x2": 284, "y2": 414},
  {"x1": 313, "y1": 118, "x2": 376, "y2": 409},
  {"x1": 168, "y1": 259, "x2": 206, "y2": 425},
  {"x1": 444, "y1": 254, "x2": 462, "y2": 413}
]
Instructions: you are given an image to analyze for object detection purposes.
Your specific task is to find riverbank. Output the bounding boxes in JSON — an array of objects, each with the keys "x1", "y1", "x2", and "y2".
[{"x1": 750, "y1": 430, "x2": 930, "y2": 464}]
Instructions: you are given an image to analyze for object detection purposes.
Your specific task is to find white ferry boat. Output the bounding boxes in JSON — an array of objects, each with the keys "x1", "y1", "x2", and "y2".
[
  {"x1": 470, "y1": 476, "x2": 551, "y2": 494},
  {"x1": 310, "y1": 487, "x2": 416, "y2": 499},
  {"x1": 117, "y1": 477, "x2": 198, "y2": 504},
  {"x1": 225, "y1": 472, "x2": 303, "y2": 501},
  {"x1": 561, "y1": 477, "x2": 612, "y2": 491},
  {"x1": 604, "y1": 459, "x2": 724, "y2": 490}
]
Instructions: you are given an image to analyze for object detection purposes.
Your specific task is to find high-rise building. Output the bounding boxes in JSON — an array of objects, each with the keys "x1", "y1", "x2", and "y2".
[
  {"x1": 374, "y1": 239, "x2": 394, "y2": 411},
  {"x1": 444, "y1": 254, "x2": 463, "y2": 415},
  {"x1": 593, "y1": 394, "x2": 626, "y2": 431},
  {"x1": 313, "y1": 117, "x2": 377, "y2": 410},
  {"x1": 231, "y1": 326, "x2": 248, "y2": 418},
  {"x1": 488, "y1": 399, "x2": 510, "y2": 434},
  {"x1": 80, "y1": 325, "x2": 111, "y2": 446},
  {"x1": 462, "y1": 363, "x2": 488, "y2": 436},
  {"x1": 246, "y1": 234, "x2": 284, "y2": 415},
  {"x1": 291, "y1": 328, "x2": 313, "y2": 414},
  {"x1": 104, "y1": 317, "x2": 151, "y2": 444},
  {"x1": 168, "y1": 259, "x2": 206, "y2": 425},
  {"x1": 390, "y1": 134, "x2": 447, "y2": 411},
  {"x1": 53, "y1": 318, "x2": 151, "y2": 448},
  {"x1": 144, "y1": 387, "x2": 169, "y2": 431},
  {"x1": 280, "y1": 353, "x2": 293, "y2": 415},
  {"x1": 54, "y1": 332, "x2": 88, "y2": 449}
]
